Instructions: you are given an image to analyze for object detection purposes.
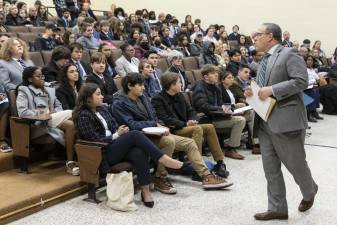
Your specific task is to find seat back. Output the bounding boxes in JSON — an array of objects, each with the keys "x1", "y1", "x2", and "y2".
[
  {"x1": 28, "y1": 26, "x2": 46, "y2": 34},
  {"x1": 41, "y1": 51, "x2": 52, "y2": 64},
  {"x1": 28, "y1": 52, "x2": 44, "y2": 67},
  {"x1": 17, "y1": 33, "x2": 39, "y2": 50},
  {"x1": 7, "y1": 90, "x2": 18, "y2": 116},
  {"x1": 0, "y1": 32, "x2": 17, "y2": 38},
  {"x1": 82, "y1": 50, "x2": 91, "y2": 64},
  {"x1": 157, "y1": 57, "x2": 169, "y2": 72},
  {"x1": 111, "y1": 40, "x2": 125, "y2": 48},
  {"x1": 192, "y1": 69, "x2": 203, "y2": 82},
  {"x1": 7, "y1": 26, "x2": 29, "y2": 33},
  {"x1": 111, "y1": 49, "x2": 122, "y2": 64},
  {"x1": 185, "y1": 70, "x2": 196, "y2": 87},
  {"x1": 182, "y1": 57, "x2": 199, "y2": 71}
]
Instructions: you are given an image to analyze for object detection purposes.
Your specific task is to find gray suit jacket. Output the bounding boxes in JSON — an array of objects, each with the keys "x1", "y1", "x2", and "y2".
[
  {"x1": 254, "y1": 45, "x2": 308, "y2": 134},
  {"x1": 0, "y1": 59, "x2": 34, "y2": 91}
]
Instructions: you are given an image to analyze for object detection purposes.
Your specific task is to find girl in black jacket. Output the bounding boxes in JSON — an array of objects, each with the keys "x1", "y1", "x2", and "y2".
[{"x1": 73, "y1": 83, "x2": 183, "y2": 208}]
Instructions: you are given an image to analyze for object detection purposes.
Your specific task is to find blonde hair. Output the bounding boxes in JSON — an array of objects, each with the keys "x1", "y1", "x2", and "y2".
[{"x1": 0, "y1": 37, "x2": 29, "y2": 61}]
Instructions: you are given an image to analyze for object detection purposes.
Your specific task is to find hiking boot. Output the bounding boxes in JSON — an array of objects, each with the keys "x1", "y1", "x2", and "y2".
[
  {"x1": 202, "y1": 173, "x2": 233, "y2": 189},
  {"x1": 154, "y1": 176, "x2": 177, "y2": 194}
]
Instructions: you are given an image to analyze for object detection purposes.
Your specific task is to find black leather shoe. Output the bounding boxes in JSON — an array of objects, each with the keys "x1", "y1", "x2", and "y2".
[
  {"x1": 307, "y1": 113, "x2": 317, "y2": 122},
  {"x1": 141, "y1": 192, "x2": 154, "y2": 208},
  {"x1": 312, "y1": 111, "x2": 323, "y2": 120},
  {"x1": 298, "y1": 184, "x2": 318, "y2": 212},
  {"x1": 211, "y1": 163, "x2": 229, "y2": 178},
  {"x1": 254, "y1": 211, "x2": 288, "y2": 220}
]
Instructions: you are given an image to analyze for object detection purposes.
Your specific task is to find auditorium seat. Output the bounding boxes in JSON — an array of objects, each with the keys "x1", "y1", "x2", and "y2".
[
  {"x1": 41, "y1": 50, "x2": 52, "y2": 64},
  {"x1": 111, "y1": 40, "x2": 125, "y2": 48},
  {"x1": 111, "y1": 49, "x2": 122, "y2": 64},
  {"x1": 28, "y1": 52, "x2": 44, "y2": 67},
  {"x1": 7, "y1": 26, "x2": 29, "y2": 33},
  {"x1": 185, "y1": 70, "x2": 196, "y2": 87},
  {"x1": 182, "y1": 57, "x2": 199, "y2": 71},
  {"x1": 192, "y1": 69, "x2": 203, "y2": 81},
  {"x1": 17, "y1": 33, "x2": 39, "y2": 47},
  {"x1": 28, "y1": 26, "x2": 45, "y2": 34},
  {"x1": 82, "y1": 50, "x2": 91, "y2": 64},
  {"x1": 157, "y1": 57, "x2": 169, "y2": 72},
  {"x1": 0, "y1": 32, "x2": 17, "y2": 38}
]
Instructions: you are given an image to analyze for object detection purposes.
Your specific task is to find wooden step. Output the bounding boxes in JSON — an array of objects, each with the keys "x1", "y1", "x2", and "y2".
[
  {"x1": 0, "y1": 161, "x2": 85, "y2": 224},
  {"x1": 0, "y1": 152, "x2": 14, "y2": 173}
]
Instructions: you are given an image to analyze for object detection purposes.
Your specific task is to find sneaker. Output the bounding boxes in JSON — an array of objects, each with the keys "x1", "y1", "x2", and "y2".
[
  {"x1": 154, "y1": 176, "x2": 177, "y2": 194},
  {"x1": 0, "y1": 142, "x2": 13, "y2": 153},
  {"x1": 202, "y1": 173, "x2": 233, "y2": 189},
  {"x1": 66, "y1": 161, "x2": 80, "y2": 176},
  {"x1": 211, "y1": 163, "x2": 230, "y2": 178}
]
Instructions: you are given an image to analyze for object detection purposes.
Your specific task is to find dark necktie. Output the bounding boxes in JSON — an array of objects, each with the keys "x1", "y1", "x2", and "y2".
[
  {"x1": 17, "y1": 59, "x2": 27, "y2": 70},
  {"x1": 75, "y1": 61, "x2": 85, "y2": 79},
  {"x1": 257, "y1": 53, "x2": 271, "y2": 87}
]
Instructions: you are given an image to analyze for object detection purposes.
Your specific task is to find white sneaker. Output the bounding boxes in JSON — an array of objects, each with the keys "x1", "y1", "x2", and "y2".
[{"x1": 66, "y1": 161, "x2": 80, "y2": 176}]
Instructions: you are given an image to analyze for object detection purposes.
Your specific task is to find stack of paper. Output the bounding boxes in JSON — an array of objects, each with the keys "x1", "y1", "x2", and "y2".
[{"x1": 246, "y1": 81, "x2": 276, "y2": 122}]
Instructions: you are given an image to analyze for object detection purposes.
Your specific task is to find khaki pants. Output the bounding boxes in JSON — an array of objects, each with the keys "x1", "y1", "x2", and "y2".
[
  {"x1": 149, "y1": 134, "x2": 209, "y2": 178},
  {"x1": 174, "y1": 124, "x2": 224, "y2": 162},
  {"x1": 212, "y1": 116, "x2": 246, "y2": 147}
]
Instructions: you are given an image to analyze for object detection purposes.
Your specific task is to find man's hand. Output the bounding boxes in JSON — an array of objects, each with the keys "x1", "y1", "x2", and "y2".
[
  {"x1": 186, "y1": 120, "x2": 198, "y2": 126},
  {"x1": 258, "y1": 86, "x2": 273, "y2": 100},
  {"x1": 244, "y1": 87, "x2": 253, "y2": 97},
  {"x1": 117, "y1": 125, "x2": 129, "y2": 136}
]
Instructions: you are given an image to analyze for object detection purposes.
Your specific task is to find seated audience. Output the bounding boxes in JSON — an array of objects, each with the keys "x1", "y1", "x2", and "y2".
[
  {"x1": 149, "y1": 35, "x2": 171, "y2": 57},
  {"x1": 37, "y1": 4, "x2": 48, "y2": 22},
  {"x1": 144, "y1": 50, "x2": 162, "y2": 91},
  {"x1": 139, "y1": 59, "x2": 160, "y2": 98},
  {"x1": 56, "y1": 63, "x2": 82, "y2": 110},
  {"x1": 16, "y1": 66, "x2": 78, "y2": 176},
  {"x1": 99, "y1": 20, "x2": 114, "y2": 41},
  {"x1": 28, "y1": 6, "x2": 45, "y2": 27},
  {"x1": 0, "y1": 34, "x2": 10, "y2": 48},
  {"x1": 177, "y1": 34, "x2": 192, "y2": 57},
  {"x1": 312, "y1": 40, "x2": 326, "y2": 58},
  {"x1": 0, "y1": 12, "x2": 8, "y2": 32},
  {"x1": 128, "y1": 29, "x2": 140, "y2": 46},
  {"x1": 226, "y1": 49, "x2": 242, "y2": 76},
  {"x1": 5, "y1": 4, "x2": 19, "y2": 26},
  {"x1": 160, "y1": 26, "x2": 174, "y2": 49},
  {"x1": 112, "y1": 73, "x2": 233, "y2": 193},
  {"x1": 192, "y1": 64, "x2": 246, "y2": 160},
  {"x1": 0, "y1": 82, "x2": 12, "y2": 153},
  {"x1": 167, "y1": 50, "x2": 190, "y2": 91},
  {"x1": 0, "y1": 38, "x2": 34, "y2": 91},
  {"x1": 113, "y1": 21, "x2": 128, "y2": 41},
  {"x1": 76, "y1": 22, "x2": 100, "y2": 50},
  {"x1": 304, "y1": 55, "x2": 324, "y2": 122},
  {"x1": 62, "y1": 31, "x2": 77, "y2": 47},
  {"x1": 80, "y1": 2, "x2": 97, "y2": 21},
  {"x1": 199, "y1": 41, "x2": 220, "y2": 67},
  {"x1": 34, "y1": 23, "x2": 62, "y2": 51},
  {"x1": 68, "y1": 42, "x2": 91, "y2": 80},
  {"x1": 281, "y1": 31, "x2": 293, "y2": 47},
  {"x1": 98, "y1": 43, "x2": 118, "y2": 77},
  {"x1": 57, "y1": 8, "x2": 75, "y2": 28},
  {"x1": 42, "y1": 46, "x2": 71, "y2": 82},
  {"x1": 85, "y1": 52, "x2": 118, "y2": 105},
  {"x1": 53, "y1": 0, "x2": 67, "y2": 18},
  {"x1": 17, "y1": 8, "x2": 31, "y2": 25},
  {"x1": 320, "y1": 69, "x2": 337, "y2": 115},
  {"x1": 228, "y1": 25, "x2": 241, "y2": 42},
  {"x1": 249, "y1": 50, "x2": 263, "y2": 77},
  {"x1": 190, "y1": 32, "x2": 204, "y2": 56},
  {"x1": 134, "y1": 34, "x2": 151, "y2": 59},
  {"x1": 74, "y1": 82, "x2": 183, "y2": 208},
  {"x1": 151, "y1": 72, "x2": 229, "y2": 178},
  {"x1": 220, "y1": 69, "x2": 260, "y2": 154},
  {"x1": 65, "y1": 0, "x2": 80, "y2": 20},
  {"x1": 115, "y1": 43, "x2": 140, "y2": 77},
  {"x1": 203, "y1": 28, "x2": 217, "y2": 44}
]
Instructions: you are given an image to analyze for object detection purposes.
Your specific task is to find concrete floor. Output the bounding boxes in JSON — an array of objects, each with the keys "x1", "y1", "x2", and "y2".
[{"x1": 10, "y1": 114, "x2": 337, "y2": 225}]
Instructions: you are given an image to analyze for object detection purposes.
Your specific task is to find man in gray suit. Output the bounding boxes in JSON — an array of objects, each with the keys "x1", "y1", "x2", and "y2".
[{"x1": 245, "y1": 23, "x2": 317, "y2": 221}]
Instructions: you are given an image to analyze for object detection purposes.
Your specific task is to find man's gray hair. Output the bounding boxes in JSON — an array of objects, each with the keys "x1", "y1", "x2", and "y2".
[
  {"x1": 167, "y1": 50, "x2": 183, "y2": 63},
  {"x1": 263, "y1": 23, "x2": 282, "y2": 43}
]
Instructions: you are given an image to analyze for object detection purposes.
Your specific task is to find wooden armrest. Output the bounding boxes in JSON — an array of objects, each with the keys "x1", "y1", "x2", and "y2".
[
  {"x1": 11, "y1": 114, "x2": 52, "y2": 123},
  {"x1": 76, "y1": 139, "x2": 109, "y2": 148}
]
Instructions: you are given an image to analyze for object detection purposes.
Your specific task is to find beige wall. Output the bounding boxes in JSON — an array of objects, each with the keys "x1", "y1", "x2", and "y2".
[{"x1": 27, "y1": 0, "x2": 337, "y2": 55}]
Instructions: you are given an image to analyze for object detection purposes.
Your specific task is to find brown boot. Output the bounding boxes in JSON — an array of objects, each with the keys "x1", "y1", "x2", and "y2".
[
  {"x1": 154, "y1": 176, "x2": 177, "y2": 194},
  {"x1": 225, "y1": 149, "x2": 245, "y2": 160},
  {"x1": 201, "y1": 173, "x2": 233, "y2": 189}
]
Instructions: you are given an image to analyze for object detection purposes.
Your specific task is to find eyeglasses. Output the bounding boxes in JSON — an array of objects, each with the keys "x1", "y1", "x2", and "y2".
[{"x1": 255, "y1": 32, "x2": 270, "y2": 37}]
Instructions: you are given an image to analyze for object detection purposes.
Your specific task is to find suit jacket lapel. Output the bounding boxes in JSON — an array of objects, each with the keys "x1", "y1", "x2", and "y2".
[
  {"x1": 265, "y1": 45, "x2": 283, "y2": 86},
  {"x1": 9, "y1": 60, "x2": 22, "y2": 72}
]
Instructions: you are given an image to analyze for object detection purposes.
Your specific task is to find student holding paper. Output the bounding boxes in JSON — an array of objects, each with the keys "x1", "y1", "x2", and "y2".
[
  {"x1": 219, "y1": 70, "x2": 260, "y2": 154},
  {"x1": 245, "y1": 23, "x2": 317, "y2": 221}
]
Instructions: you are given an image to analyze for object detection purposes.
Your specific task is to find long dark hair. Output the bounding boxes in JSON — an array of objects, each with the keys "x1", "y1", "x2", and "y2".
[
  {"x1": 58, "y1": 63, "x2": 82, "y2": 94},
  {"x1": 72, "y1": 83, "x2": 100, "y2": 129}
]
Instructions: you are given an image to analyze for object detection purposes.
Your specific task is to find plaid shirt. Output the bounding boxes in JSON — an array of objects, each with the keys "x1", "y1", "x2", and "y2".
[{"x1": 77, "y1": 106, "x2": 118, "y2": 143}]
